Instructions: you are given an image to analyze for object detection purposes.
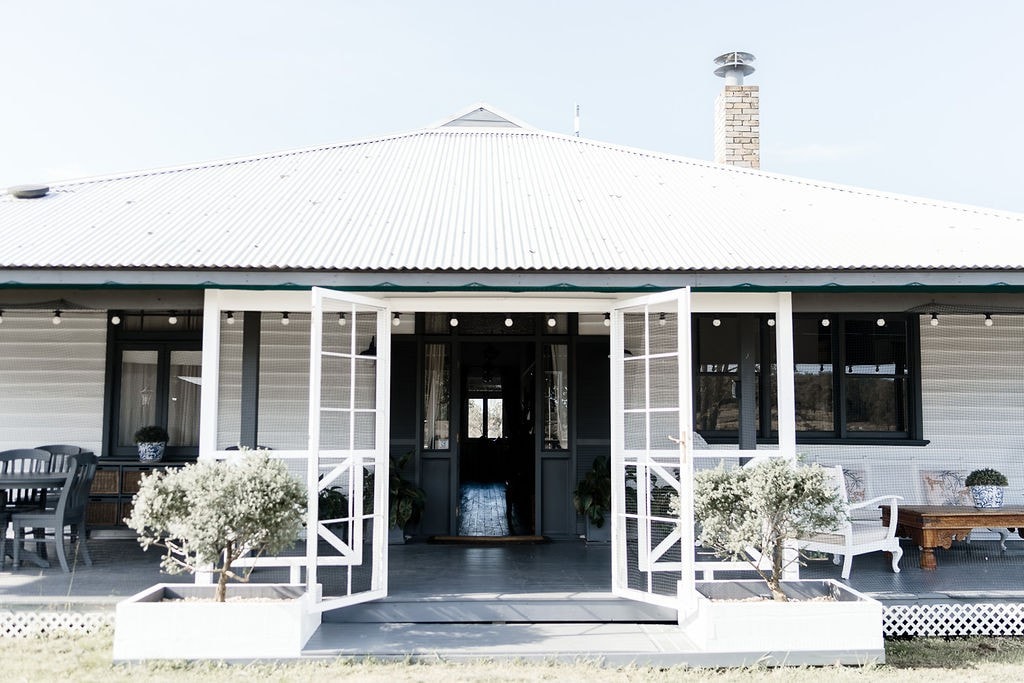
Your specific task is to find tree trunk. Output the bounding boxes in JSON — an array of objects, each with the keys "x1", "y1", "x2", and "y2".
[
  {"x1": 769, "y1": 539, "x2": 788, "y2": 602},
  {"x1": 215, "y1": 541, "x2": 232, "y2": 602}
]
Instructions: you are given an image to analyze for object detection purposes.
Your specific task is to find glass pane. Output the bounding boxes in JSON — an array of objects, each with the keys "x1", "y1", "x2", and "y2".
[
  {"x1": 543, "y1": 344, "x2": 568, "y2": 450},
  {"x1": 845, "y1": 318, "x2": 907, "y2": 375},
  {"x1": 423, "y1": 344, "x2": 451, "y2": 449},
  {"x1": 695, "y1": 374, "x2": 738, "y2": 431},
  {"x1": 168, "y1": 350, "x2": 201, "y2": 447},
  {"x1": 118, "y1": 350, "x2": 159, "y2": 447},
  {"x1": 846, "y1": 376, "x2": 907, "y2": 432},
  {"x1": 794, "y1": 317, "x2": 834, "y2": 431},
  {"x1": 486, "y1": 398, "x2": 504, "y2": 438},
  {"x1": 695, "y1": 316, "x2": 739, "y2": 432},
  {"x1": 468, "y1": 398, "x2": 484, "y2": 438}
]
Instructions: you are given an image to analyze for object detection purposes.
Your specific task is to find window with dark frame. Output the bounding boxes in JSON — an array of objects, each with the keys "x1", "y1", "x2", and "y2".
[{"x1": 694, "y1": 313, "x2": 921, "y2": 445}]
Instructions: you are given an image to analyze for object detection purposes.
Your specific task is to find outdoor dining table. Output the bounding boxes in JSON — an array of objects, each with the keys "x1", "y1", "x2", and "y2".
[{"x1": 0, "y1": 471, "x2": 69, "y2": 568}]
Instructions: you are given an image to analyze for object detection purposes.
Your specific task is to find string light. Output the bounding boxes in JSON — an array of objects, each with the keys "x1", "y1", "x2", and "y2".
[
  {"x1": 821, "y1": 318, "x2": 830, "y2": 327},
  {"x1": 658, "y1": 313, "x2": 667, "y2": 327},
  {"x1": 168, "y1": 312, "x2": 178, "y2": 325},
  {"x1": 52, "y1": 310, "x2": 62, "y2": 325},
  {"x1": 281, "y1": 312, "x2": 290, "y2": 326},
  {"x1": 876, "y1": 317, "x2": 886, "y2": 327},
  {"x1": 930, "y1": 313, "x2": 939, "y2": 327},
  {"x1": 225, "y1": 311, "x2": 235, "y2": 325},
  {"x1": 547, "y1": 315, "x2": 557, "y2": 328},
  {"x1": 504, "y1": 315, "x2": 514, "y2": 328},
  {"x1": 603, "y1": 313, "x2": 611, "y2": 327},
  {"x1": 449, "y1": 315, "x2": 459, "y2": 327},
  {"x1": 392, "y1": 313, "x2": 401, "y2": 327},
  {"x1": 338, "y1": 312, "x2": 346, "y2": 327},
  {"x1": 110, "y1": 314, "x2": 121, "y2": 326},
  {"x1": 712, "y1": 318, "x2": 721, "y2": 327},
  {"x1": 767, "y1": 318, "x2": 775, "y2": 327},
  {"x1": 985, "y1": 314, "x2": 994, "y2": 327},
  {"x1": 0, "y1": 310, "x2": 4, "y2": 325}
]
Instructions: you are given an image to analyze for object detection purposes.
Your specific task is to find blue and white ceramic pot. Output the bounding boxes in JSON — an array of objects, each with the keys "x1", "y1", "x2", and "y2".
[
  {"x1": 970, "y1": 485, "x2": 1004, "y2": 509},
  {"x1": 137, "y1": 441, "x2": 166, "y2": 462}
]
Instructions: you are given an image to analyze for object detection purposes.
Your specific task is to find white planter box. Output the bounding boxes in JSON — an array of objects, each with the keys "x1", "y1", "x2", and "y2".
[
  {"x1": 113, "y1": 583, "x2": 320, "y2": 661},
  {"x1": 679, "y1": 580, "x2": 883, "y2": 659}
]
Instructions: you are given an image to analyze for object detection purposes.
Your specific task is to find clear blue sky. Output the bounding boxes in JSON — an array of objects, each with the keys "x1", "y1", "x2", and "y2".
[{"x1": 2, "y1": 1, "x2": 1022, "y2": 212}]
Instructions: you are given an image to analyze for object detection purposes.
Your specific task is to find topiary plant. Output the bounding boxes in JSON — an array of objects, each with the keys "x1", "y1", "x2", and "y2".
[
  {"x1": 966, "y1": 468, "x2": 1008, "y2": 487},
  {"x1": 133, "y1": 425, "x2": 169, "y2": 443},
  {"x1": 694, "y1": 457, "x2": 845, "y2": 602},
  {"x1": 126, "y1": 448, "x2": 306, "y2": 602}
]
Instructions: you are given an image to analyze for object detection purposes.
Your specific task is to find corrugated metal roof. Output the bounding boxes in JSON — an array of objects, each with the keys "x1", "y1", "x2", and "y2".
[{"x1": 1, "y1": 108, "x2": 1021, "y2": 274}]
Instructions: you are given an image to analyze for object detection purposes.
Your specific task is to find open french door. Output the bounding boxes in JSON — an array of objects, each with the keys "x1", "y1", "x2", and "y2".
[
  {"x1": 306, "y1": 287, "x2": 390, "y2": 611},
  {"x1": 610, "y1": 288, "x2": 696, "y2": 611}
]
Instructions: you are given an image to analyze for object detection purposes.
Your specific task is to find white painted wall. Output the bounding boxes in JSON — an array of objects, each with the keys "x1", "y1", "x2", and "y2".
[{"x1": 0, "y1": 310, "x2": 106, "y2": 452}]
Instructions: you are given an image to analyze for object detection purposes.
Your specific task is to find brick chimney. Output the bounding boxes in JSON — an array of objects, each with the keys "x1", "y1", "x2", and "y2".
[{"x1": 713, "y1": 51, "x2": 759, "y2": 169}]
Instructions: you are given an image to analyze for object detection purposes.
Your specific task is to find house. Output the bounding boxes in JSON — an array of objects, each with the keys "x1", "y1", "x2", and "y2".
[{"x1": 1, "y1": 52, "x2": 1023, "y2": 618}]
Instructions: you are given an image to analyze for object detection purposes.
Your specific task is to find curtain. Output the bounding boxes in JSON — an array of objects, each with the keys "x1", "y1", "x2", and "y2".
[
  {"x1": 544, "y1": 344, "x2": 569, "y2": 449},
  {"x1": 423, "y1": 344, "x2": 450, "y2": 449}
]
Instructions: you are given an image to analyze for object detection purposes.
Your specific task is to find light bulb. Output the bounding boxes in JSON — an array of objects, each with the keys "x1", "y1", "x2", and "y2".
[
  {"x1": 338, "y1": 313, "x2": 346, "y2": 327},
  {"x1": 504, "y1": 316, "x2": 513, "y2": 328},
  {"x1": 658, "y1": 313, "x2": 667, "y2": 327},
  {"x1": 821, "y1": 318, "x2": 830, "y2": 327},
  {"x1": 930, "y1": 313, "x2": 938, "y2": 327},
  {"x1": 281, "y1": 312, "x2": 290, "y2": 326},
  {"x1": 547, "y1": 316, "x2": 557, "y2": 328},
  {"x1": 110, "y1": 315, "x2": 121, "y2": 326},
  {"x1": 876, "y1": 317, "x2": 885, "y2": 327},
  {"x1": 52, "y1": 310, "x2": 62, "y2": 325},
  {"x1": 985, "y1": 314, "x2": 994, "y2": 327},
  {"x1": 767, "y1": 318, "x2": 775, "y2": 327},
  {"x1": 449, "y1": 315, "x2": 459, "y2": 327},
  {"x1": 712, "y1": 318, "x2": 721, "y2": 327},
  {"x1": 603, "y1": 313, "x2": 611, "y2": 327},
  {"x1": 168, "y1": 314, "x2": 178, "y2": 325},
  {"x1": 0, "y1": 310, "x2": 4, "y2": 325},
  {"x1": 392, "y1": 313, "x2": 401, "y2": 327},
  {"x1": 225, "y1": 311, "x2": 235, "y2": 325}
]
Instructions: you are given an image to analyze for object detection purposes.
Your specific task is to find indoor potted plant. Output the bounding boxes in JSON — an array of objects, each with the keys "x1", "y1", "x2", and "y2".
[
  {"x1": 133, "y1": 425, "x2": 169, "y2": 462},
  {"x1": 363, "y1": 452, "x2": 426, "y2": 543},
  {"x1": 115, "y1": 448, "x2": 315, "y2": 660},
  {"x1": 683, "y1": 457, "x2": 883, "y2": 656},
  {"x1": 965, "y1": 468, "x2": 1009, "y2": 509},
  {"x1": 573, "y1": 455, "x2": 611, "y2": 542}
]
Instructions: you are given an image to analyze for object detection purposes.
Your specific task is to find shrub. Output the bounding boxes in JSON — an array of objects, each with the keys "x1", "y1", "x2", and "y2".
[
  {"x1": 133, "y1": 425, "x2": 169, "y2": 444},
  {"x1": 966, "y1": 468, "x2": 1008, "y2": 487},
  {"x1": 694, "y1": 457, "x2": 844, "y2": 602},
  {"x1": 126, "y1": 449, "x2": 306, "y2": 602}
]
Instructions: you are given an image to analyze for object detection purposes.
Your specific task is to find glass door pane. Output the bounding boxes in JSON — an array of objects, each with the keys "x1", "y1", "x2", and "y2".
[
  {"x1": 169, "y1": 350, "x2": 202, "y2": 447},
  {"x1": 117, "y1": 350, "x2": 159, "y2": 447}
]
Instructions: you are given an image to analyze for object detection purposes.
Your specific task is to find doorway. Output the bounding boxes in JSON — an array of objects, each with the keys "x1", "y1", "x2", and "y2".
[{"x1": 457, "y1": 341, "x2": 535, "y2": 536}]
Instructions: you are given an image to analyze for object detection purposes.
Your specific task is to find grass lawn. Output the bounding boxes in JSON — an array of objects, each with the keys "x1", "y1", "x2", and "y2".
[{"x1": 3, "y1": 631, "x2": 1024, "y2": 682}]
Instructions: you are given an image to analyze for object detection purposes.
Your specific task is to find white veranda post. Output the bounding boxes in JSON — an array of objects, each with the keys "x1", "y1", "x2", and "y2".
[
  {"x1": 307, "y1": 287, "x2": 391, "y2": 611},
  {"x1": 610, "y1": 288, "x2": 696, "y2": 610}
]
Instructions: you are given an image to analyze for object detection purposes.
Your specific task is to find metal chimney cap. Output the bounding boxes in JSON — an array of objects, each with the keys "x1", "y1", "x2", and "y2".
[
  {"x1": 7, "y1": 184, "x2": 50, "y2": 199},
  {"x1": 713, "y1": 51, "x2": 756, "y2": 79}
]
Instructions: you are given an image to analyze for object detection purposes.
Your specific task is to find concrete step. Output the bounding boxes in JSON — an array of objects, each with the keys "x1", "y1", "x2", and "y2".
[{"x1": 323, "y1": 592, "x2": 676, "y2": 624}]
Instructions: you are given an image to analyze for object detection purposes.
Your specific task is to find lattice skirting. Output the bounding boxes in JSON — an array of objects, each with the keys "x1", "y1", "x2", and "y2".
[
  {"x1": 3, "y1": 604, "x2": 1023, "y2": 639},
  {"x1": 884, "y1": 603, "x2": 1024, "y2": 637},
  {"x1": 0, "y1": 610, "x2": 113, "y2": 638}
]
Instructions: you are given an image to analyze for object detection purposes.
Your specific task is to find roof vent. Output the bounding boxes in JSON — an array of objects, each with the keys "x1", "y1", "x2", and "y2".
[
  {"x1": 7, "y1": 184, "x2": 50, "y2": 199},
  {"x1": 713, "y1": 51, "x2": 756, "y2": 86}
]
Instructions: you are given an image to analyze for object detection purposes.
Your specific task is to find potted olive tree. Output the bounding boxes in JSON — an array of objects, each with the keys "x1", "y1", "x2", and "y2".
[
  {"x1": 133, "y1": 425, "x2": 169, "y2": 462},
  {"x1": 682, "y1": 457, "x2": 883, "y2": 657},
  {"x1": 114, "y1": 449, "x2": 317, "y2": 661},
  {"x1": 966, "y1": 468, "x2": 1009, "y2": 509}
]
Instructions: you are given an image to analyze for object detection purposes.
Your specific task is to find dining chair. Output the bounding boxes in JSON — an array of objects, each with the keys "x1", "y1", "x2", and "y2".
[
  {"x1": 0, "y1": 448, "x2": 55, "y2": 567},
  {"x1": 12, "y1": 452, "x2": 98, "y2": 573},
  {"x1": 35, "y1": 444, "x2": 85, "y2": 472}
]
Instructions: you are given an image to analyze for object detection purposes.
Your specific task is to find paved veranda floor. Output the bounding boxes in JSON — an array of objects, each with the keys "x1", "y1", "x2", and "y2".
[{"x1": 3, "y1": 535, "x2": 1024, "y2": 610}]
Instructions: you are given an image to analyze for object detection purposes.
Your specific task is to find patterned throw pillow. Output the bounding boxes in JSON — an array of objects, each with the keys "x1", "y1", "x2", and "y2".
[{"x1": 920, "y1": 469, "x2": 970, "y2": 506}]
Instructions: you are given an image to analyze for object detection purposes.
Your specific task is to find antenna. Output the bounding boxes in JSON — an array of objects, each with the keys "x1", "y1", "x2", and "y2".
[{"x1": 573, "y1": 104, "x2": 580, "y2": 137}]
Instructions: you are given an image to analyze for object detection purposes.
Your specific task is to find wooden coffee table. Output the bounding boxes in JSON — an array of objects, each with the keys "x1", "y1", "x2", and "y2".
[{"x1": 881, "y1": 504, "x2": 1024, "y2": 570}]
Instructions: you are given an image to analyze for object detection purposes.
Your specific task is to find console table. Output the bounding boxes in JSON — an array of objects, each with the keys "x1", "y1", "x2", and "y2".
[{"x1": 881, "y1": 504, "x2": 1024, "y2": 570}]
